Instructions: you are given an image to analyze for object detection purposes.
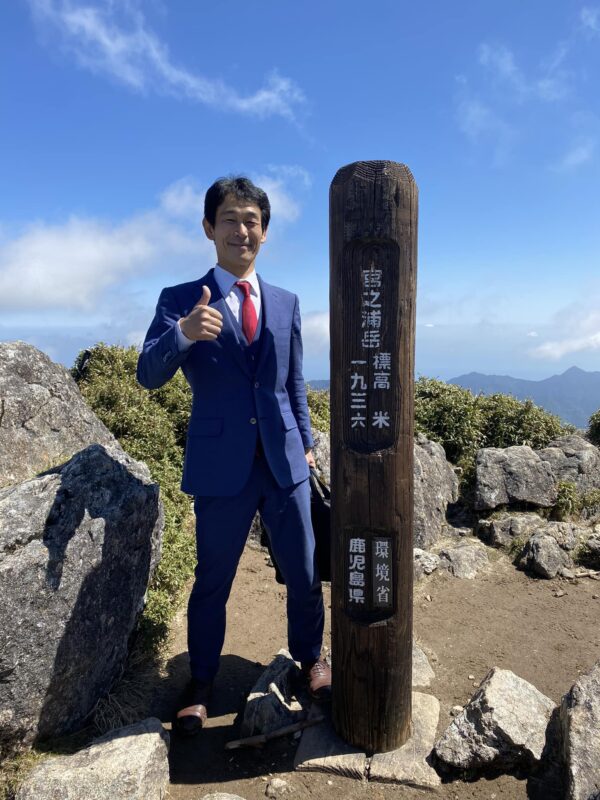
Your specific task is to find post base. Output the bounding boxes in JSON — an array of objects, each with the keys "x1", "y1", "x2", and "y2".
[{"x1": 294, "y1": 692, "x2": 441, "y2": 790}]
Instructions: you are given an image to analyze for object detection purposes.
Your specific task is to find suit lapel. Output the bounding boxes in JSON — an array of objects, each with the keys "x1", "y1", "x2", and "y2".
[{"x1": 255, "y1": 276, "x2": 278, "y2": 376}]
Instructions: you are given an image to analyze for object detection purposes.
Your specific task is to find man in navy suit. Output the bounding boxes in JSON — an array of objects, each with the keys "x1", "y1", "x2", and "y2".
[{"x1": 137, "y1": 176, "x2": 330, "y2": 734}]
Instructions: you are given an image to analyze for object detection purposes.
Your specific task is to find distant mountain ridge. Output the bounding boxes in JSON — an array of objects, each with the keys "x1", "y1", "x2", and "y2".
[{"x1": 449, "y1": 366, "x2": 600, "y2": 428}]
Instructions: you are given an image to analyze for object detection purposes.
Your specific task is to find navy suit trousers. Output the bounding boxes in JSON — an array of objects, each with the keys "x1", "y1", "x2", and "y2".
[{"x1": 188, "y1": 453, "x2": 324, "y2": 681}]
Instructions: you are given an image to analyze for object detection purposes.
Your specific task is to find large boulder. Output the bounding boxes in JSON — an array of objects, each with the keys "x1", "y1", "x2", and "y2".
[
  {"x1": 539, "y1": 435, "x2": 600, "y2": 496},
  {"x1": 15, "y1": 718, "x2": 169, "y2": 800},
  {"x1": 477, "y1": 512, "x2": 545, "y2": 549},
  {"x1": 438, "y1": 542, "x2": 489, "y2": 579},
  {"x1": 434, "y1": 667, "x2": 556, "y2": 773},
  {"x1": 560, "y1": 661, "x2": 600, "y2": 800},
  {"x1": 0, "y1": 341, "x2": 116, "y2": 487},
  {"x1": 311, "y1": 429, "x2": 330, "y2": 487},
  {"x1": 474, "y1": 446, "x2": 557, "y2": 511},
  {"x1": 519, "y1": 533, "x2": 571, "y2": 579},
  {"x1": 413, "y1": 548, "x2": 440, "y2": 581},
  {"x1": 0, "y1": 444, "x2": 163, "y2": 749},
  {"x1": 413, "y1": 433, "x2": 459, "y2": 548}
]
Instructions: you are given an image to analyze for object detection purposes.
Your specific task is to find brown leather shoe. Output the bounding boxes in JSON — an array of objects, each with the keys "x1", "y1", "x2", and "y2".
[
  {"x1": 302, "y1": 658, "x2": 332, "y2": 703},
  {"x1": 174, "y1": 678, "x2": 212, "y2": 736}
]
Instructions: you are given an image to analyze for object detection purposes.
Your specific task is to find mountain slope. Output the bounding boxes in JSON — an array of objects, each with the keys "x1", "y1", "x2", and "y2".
[{"x1": 449, "y1": 366, "x2": 600, "y2": 428}]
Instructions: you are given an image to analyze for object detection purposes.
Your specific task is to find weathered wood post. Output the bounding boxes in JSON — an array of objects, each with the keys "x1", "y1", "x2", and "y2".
[{"x1": 330, "y1": 161, "x2": 417, "y2": 753}]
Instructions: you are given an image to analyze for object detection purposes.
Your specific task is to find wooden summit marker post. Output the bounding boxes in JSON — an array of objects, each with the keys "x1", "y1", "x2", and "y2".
[{"x1": 330, "y1": 161, "x2": 417, "y2": 754}]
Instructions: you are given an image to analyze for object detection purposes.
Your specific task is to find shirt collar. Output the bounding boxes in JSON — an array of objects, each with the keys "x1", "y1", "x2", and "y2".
[{"x1": 214, "y1": 264, "x2": 260, "y2": 297}]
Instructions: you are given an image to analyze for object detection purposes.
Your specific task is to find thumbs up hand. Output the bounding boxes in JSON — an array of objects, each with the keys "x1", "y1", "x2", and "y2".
[{"x1": 179, "y1": 285, "x2": 223, "y2": 341}]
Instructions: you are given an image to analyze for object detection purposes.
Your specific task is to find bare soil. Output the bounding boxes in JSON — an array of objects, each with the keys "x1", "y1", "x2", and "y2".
[{"x1": 149, "y1": 542, "x2": 600, "y2": 800}]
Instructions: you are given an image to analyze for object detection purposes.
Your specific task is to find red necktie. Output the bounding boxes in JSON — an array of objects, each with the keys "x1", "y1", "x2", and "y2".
[{"x1": 235, "y1": 280, "x2": 258, "y2": 344}]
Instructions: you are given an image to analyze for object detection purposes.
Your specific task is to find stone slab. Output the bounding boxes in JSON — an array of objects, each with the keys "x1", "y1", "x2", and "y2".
[
  {"x1": 369, "y1": 693, "x2": 441, "y2": 789},
  {"x1": 294, "y1": 693, "x2": 441, "y2": 788},
  {"x1": 293, "y1": 704, "x2": 366, "y2": 778},
  {"x1": 413, "y1": 643, "x2": 435, "y2": 688}
]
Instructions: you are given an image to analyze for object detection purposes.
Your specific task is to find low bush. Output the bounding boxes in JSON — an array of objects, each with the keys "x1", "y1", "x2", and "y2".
[
  {"x1": 415, "y1": 377, "x2": 571, "y2": 472},
  {"x1": 588, "y1": 408, "x2": 600, "y2": 447},
  {"x1": 72, "y1": 344, "x2": 195, "y2": 651},
  {"x1": 306, "y1": 386, "x2": 330, "y2": 433}
]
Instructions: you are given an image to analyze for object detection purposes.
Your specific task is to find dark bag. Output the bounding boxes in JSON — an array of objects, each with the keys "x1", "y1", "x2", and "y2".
[{"x1": 260, "y1": 468, "x2": 331, "y2": 584}]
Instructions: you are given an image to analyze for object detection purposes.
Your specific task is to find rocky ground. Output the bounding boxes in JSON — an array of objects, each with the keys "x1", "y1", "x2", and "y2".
[{"x1": 147, "y1": 542, "x2": 600, "y2": 800}]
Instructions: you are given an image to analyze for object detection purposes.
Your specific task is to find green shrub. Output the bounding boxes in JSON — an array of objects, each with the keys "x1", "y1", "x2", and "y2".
[
  {"x1": 414, "y1": 378, "x2": 571, "y2": 478},
  {"x1": 306, "y1": 387, "x2": 330, "y2": 433},
  {"x1": 554, "y1": 481, "x2": 580, "y2": 521},
  {"x1": 415, "y1": 377, "x2": 484, "y2": 466},
  {"x1": 478, "y1": 394, "x2": 564, "y2": 450},
  {"x1": 589, "y1": 409, "x2": 600, "y2": 447},
  {"x1": 72, "y1": 344, "x2": 195, "y2": 652},
  {"x1": 579, "y1": 488, "x2": 600, "y2": 519}
]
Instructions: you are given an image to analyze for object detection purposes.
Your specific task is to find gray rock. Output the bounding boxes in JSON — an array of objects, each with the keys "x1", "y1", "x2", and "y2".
[
  {"x1": 539, "y1": 435, "x2": 600, "y2": 496},
  {"x1": 0, "y1": 444, "x2": 163, "y2": 748},
  {"x1": 0, "y1": 342, "x2": 116, "y2": 487},
  {"x1": 265, "y1": 777, "x2": 289, "y2": 797},
  {"x1": 311, "y1": 429, "x2": 330, "y2": 487},
  {"x1": 240, "y1": 650, "x2": 305, "y2": 737},
  {"x1": 414, "y1": 433, "x2": 459, "y2": 548},
  {"x1": 474, "y1": 446, "x2": 557, "y2": 511},
  {"x1": 413, "y1": 548, "x2": 440, "y2": 581},
  {"x1": 369, "y1": 692, "x2": 441, "y2": 789},
  {"x1": 434, "y1": 667, "x2": 556, "y2": 772},
  {"x1": 586, "y1": 536, "x2": 600, "y2": 558},
  {"x1": 519, "y1": 533, "x2": 572, "y2": 579},
  {"x1": 15, "y1": 718, "x2": 169, "y2": 800},
  {"x1": 539, "y1": 521, "x2": 584, "y2": 552},
  {"x1": 560, "y1": 660, "x2": 600, "y2": 800},
  {"x1": 476, "y1": 512, "x2": 545, "y2": 549},
  {"x1": 412, "y1": 643, "x2": 435, "y2": 688},
  {"x1": 438, "y1": 542, "x2": 489, "y2": 579},
  {"x1": 200, "y1": 795, "x2": 247, "y2": 800}
]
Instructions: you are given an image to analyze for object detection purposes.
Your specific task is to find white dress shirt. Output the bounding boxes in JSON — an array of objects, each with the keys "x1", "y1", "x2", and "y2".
[{"x1": 176, "y1": 264, "x2": 262, "y2": 350}]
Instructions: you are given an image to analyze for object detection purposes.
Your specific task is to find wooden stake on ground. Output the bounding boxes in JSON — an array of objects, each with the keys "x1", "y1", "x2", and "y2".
[{"x1": 329, "y1": 161, "x2": 418, "y2": 753}]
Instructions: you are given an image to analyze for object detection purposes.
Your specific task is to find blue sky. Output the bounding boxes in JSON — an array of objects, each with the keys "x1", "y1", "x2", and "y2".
[{"x1": 1, "y1": 0, "x2": 599, "y2": 381}]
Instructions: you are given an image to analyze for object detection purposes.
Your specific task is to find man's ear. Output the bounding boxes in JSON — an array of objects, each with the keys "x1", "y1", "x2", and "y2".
[
  {"x1": 260, "y1": 226, "x2": 268, "y2": 244},
  {"x1": 202, "y1": 217, "x2": 215, "y2": 240}
]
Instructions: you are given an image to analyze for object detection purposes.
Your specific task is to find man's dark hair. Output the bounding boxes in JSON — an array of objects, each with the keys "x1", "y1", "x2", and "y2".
[{"x1": 204, "y1": 176, "x2": 271, "y2": 230}]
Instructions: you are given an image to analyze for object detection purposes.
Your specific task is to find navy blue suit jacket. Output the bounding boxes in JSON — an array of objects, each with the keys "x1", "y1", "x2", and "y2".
[{"x1": 137, "y1": 269, "x2": 314, "y2": 496}]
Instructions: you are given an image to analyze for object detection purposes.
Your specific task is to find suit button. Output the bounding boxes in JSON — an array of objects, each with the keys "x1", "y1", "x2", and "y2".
[
  {"x1": 254, "y1": 381, "x2": 260, "y2": 388},
  {"x1": 250, "y1": 417, "x2": 257, "y2": 424}
]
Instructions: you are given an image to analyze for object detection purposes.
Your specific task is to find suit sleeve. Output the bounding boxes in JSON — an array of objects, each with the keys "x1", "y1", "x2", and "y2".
[
  {"x1": 286, "y1": 295, "x2": 314, "y2": 450},
  {"x1": 136, "y1": 287, "x2": 192, "y2": 390}
]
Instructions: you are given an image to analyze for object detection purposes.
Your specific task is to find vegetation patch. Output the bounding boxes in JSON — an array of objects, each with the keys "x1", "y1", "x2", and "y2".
[{"x1": 72, "y1": 344, "x2": 195, "y2": 652}]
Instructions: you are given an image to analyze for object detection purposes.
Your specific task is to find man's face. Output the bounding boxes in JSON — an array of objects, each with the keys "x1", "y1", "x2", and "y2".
[{"x1": 202, "y1": 194, "x2": 267, "y2": 276}]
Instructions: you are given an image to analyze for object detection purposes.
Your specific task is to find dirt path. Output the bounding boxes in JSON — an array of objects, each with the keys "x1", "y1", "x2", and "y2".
[{"x1": 149, "y1": 543, "x2": 600, "y2": 800}]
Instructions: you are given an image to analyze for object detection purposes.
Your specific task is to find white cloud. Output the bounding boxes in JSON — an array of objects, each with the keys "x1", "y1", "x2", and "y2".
[
  {"x1": 531, "y1": 332, "x2": 600, "y2": 359},
  {"x1": 301, "y1": 311, "x2": 329, "y2": 355},
  {"x1": 554, "y1": 137, "x2": 596, "y2": 170},
  {"x1": 581, "y1": 6, "x2": 600, "y2": 33},
  {"x1": 160, "y1": 178, "x2": 204, "y2": 220},
  {"x1": 27, "y1": 0, "x2": 305, "y2": 121},
  {"x1": 0, "y1": 183, "x2": 210, "y2": 311},
  {"x1": 478, "y1": 42, "x2": 570, "y2": 104},
  {"x1": 527, "y1": 331, "x2": 539, "y2": 338},
  {"x1": 0, "y1": 170, "x2": 311, "y2": 312},
  {"x1": 455, "y1": 89, "x2": 515, "y2": 165},
  {"x1": 252, "y1": 165, "x2": 312, "y2": 223},
  {"x1": 479, "y1": 43, "x2": 526, "y2": 96},
  {"x1": 530, "y1": 305, "x2": 600, "y2": 358}
]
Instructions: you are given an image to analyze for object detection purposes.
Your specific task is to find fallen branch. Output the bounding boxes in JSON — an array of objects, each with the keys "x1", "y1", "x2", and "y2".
[{"x1": 225, "y1": 715, "x2": 325, "y2": 750}]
